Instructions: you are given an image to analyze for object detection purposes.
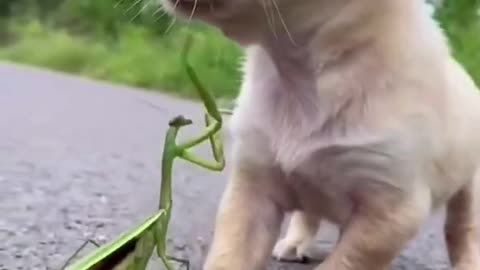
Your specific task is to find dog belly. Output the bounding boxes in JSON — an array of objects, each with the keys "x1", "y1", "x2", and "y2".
[
  {"x1": 282, "y1": 142, "x2": 418, "y2": 226},
  {"x1": 288, "y1": 173, "x2": 354, "y2": 225}
]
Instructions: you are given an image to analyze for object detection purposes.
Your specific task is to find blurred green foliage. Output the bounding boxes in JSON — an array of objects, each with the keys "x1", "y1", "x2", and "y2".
[
  {"x1": 435, "y1": 0, "x2": 480, "y2": 86},
  {"x1": 0, "y1": 0, "x2": 243, "y2": 99},
  {"x1": 0, "y1": 0, "x2": 479, "y2": 98}
]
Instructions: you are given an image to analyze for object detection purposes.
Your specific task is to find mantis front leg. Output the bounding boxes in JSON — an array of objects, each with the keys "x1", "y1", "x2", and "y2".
[
  {"x1": 178, "y1": 114, "x2": 225, "y2": 171},
  {"x1": 176, "y1": 36, "x2": 226, "y2": 172}
]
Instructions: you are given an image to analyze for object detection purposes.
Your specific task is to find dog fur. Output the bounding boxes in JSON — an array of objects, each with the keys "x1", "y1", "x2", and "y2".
[{"x1": 162, "y1": 0, "x2": 480, "y2": 269}]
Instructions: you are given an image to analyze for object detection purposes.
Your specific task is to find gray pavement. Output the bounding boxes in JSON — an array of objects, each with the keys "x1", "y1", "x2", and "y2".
[{"x1": 0, "y1": 62, "x2": 452, "y2": 270}]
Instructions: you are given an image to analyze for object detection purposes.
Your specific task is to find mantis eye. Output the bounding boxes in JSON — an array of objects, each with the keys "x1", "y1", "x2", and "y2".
[{"x1": 169, "y1": 115, "x2": 194, "y2": 127}]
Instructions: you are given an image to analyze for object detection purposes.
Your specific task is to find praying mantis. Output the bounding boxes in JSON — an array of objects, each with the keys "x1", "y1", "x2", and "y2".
[{"x1": 61, "y1": 35, "x2": 231, "y2": 270}]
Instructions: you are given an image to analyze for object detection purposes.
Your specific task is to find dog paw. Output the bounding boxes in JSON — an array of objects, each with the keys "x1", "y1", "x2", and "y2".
[{"x1": 272, "y1": 237, "x2": 314, "y2": 264}]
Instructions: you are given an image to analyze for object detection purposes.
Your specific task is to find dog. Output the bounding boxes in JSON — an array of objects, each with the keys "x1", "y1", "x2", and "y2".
[{"x1": 162, "y1": 0, "x2": 480, "y2": 269}]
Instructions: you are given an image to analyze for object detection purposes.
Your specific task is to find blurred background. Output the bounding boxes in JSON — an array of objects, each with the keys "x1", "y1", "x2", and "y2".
[
  {"x1": 0, "y1": 0, "x2": 478, "y2": 100},
  {"x1": 0, "y1": 0, "x2": 244, "y2": 100}
]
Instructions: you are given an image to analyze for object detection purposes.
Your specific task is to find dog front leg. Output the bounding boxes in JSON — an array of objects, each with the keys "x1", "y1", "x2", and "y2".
[
  {"x1": 315, "y1": 186, "x2": 430, "y2": 270},
  {"x1": 445, "y1": 181, "x2": 480, "y2": 270},
  {"x1": 203, "y1": 167, "x2": 284, "y2": 270}
]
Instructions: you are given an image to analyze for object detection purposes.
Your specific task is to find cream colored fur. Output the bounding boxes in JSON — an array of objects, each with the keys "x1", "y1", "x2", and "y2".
[{"x1": 162, "y1": 0, "x2": 480, "y2": 269}]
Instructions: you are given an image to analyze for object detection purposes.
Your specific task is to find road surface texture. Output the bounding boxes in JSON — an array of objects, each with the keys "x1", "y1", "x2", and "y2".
[{"x1": 1, "y1": 62, "x2": 452, "y2": 270}]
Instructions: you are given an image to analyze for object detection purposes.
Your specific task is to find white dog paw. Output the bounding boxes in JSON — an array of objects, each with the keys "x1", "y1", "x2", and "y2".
[{"x1": 272, "y1": 237, "x2": 314, "y2": 264}]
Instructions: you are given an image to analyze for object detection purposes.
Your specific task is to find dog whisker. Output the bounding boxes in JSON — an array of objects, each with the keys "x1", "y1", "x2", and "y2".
[
  {"x1": 188, "y1": 0, "x2": 199, "y2": 22},
  {"x1": 130, "y1": 3, "x2": 151, "y2": 22},
  {"x1": 271, "y1": 0, "x2": 296, "y2": 45},
  {"x1": 125, "y1": 0, "x2": 143, "y2": 14},
  {"x1": 262, "y1": 0, "x2": 277, "y2": 38},
  {"x1": 172, "y1": 0, "x2": 181, "y2": 12},
  {"x1": 155, "y1": 13, "x2": 168, "y2": 21},
  {"x1": 153, "y1": 7, "x2": 164, "y2": 16},
  {"x1": 114, "y1": 0, "x2": 126, "y2": 9},
  {"x1": 154, "y1": 8, "x2": 169, "y2": 21},
  {"x1": 164, "y1": 0, "x2": 180, "y2": 35},
  {"x1": 165, "y1": 17, "x2": 177, "y2": 34},
  {"x1": 268, "y1": 0, "x2": 278, "y2": 34}
]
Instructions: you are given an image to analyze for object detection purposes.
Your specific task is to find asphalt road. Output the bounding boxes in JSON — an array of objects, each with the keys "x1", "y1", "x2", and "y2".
[{"x1": 0, "y1": 62, "x2": 453, "y2": 270}]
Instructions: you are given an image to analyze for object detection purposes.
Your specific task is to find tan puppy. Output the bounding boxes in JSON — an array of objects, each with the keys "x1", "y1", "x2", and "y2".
[{"x1": 162, "y1": 0, "x2": 480, "y2": 269}]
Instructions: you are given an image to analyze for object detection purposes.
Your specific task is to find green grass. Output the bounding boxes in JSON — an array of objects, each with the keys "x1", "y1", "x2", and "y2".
[
  {"x1": 1, "y1": 3, "x2": 479, "y2": 99},
  {"x1": 0, "y1": 19, "x2": 244, "y2": 99},
  {"x1": 450, "y1": 22, "x2": 480, "y2": 87},
  {"x1": 435, "y1": 0, "x2": 480, "y2": 87}
]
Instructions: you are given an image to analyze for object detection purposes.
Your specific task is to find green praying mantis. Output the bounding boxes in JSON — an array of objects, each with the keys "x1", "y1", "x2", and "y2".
[{"x1": 61, "y1": 35, "x2": 231, "y2": 270}]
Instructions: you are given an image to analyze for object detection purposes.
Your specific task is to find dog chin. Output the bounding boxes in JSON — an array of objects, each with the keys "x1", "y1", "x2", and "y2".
[
  {"x1": 221, "y1": 28, "x2": 260, "y2": 46},
  {"x1": 205, "y1": 18, "x2": 262, "y2": 45}
]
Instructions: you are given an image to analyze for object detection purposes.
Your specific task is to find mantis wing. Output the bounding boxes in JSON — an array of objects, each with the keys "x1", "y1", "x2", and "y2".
[{"x1": 65, "y1": 210, "x2": 165, "y2": 270}]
